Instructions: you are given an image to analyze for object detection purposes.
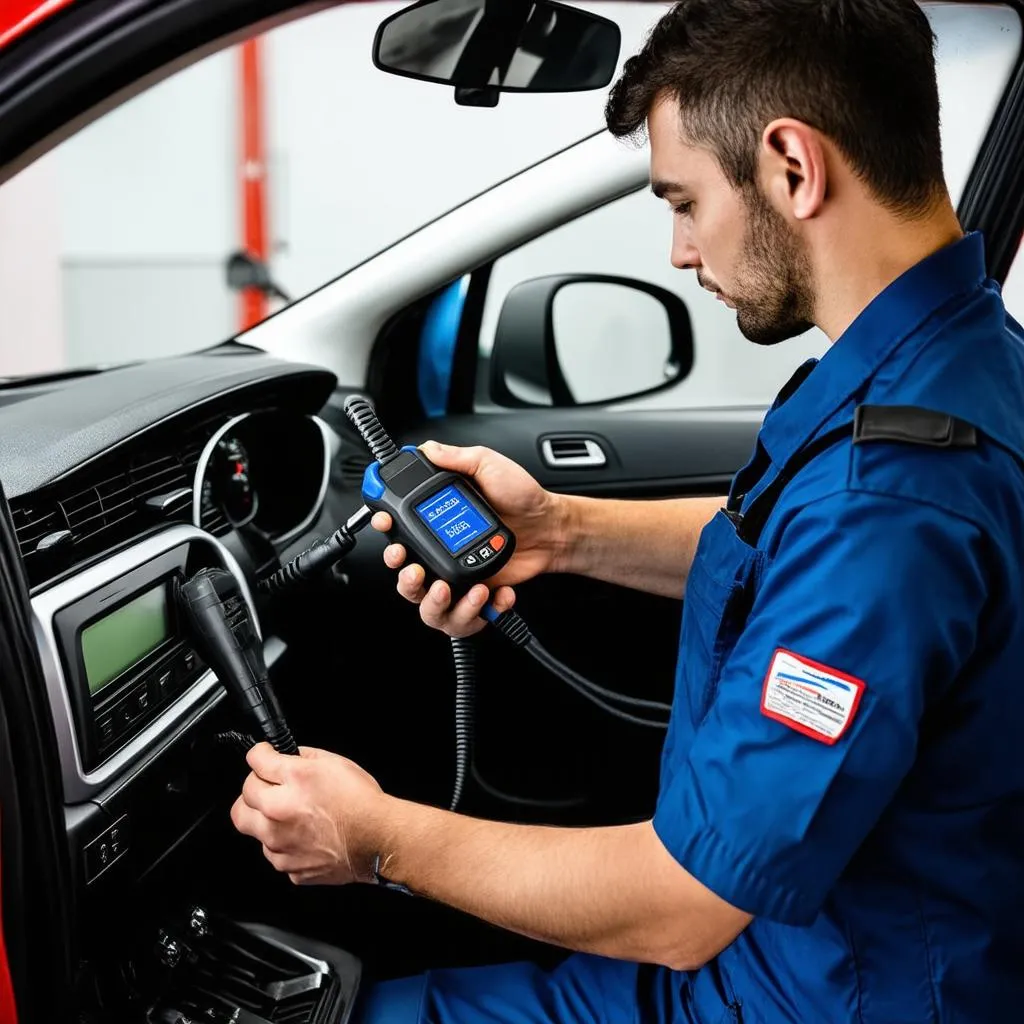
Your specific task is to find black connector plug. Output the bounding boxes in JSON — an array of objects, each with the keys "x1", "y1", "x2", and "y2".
[{"x1": 258, "y1": 506, "x2": 374, "y2": 596}]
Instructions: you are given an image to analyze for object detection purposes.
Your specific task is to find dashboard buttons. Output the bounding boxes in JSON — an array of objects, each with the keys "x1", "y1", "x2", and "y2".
[
  {"x1": 97, "y1": 716, "x2": 115, "y2": 747},
  {"x1": 182, "y1": 649, "x2": 197, "y2": 674},
  {"x1": 84, "y1": 814, "x2": 130, "y2": 883},
  {"x1": 156, "y1": 669, "x2": 173, "y2": 698}
]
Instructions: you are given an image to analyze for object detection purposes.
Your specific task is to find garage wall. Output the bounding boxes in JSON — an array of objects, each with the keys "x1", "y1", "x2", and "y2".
[{"x1": 0, "y1": 1, "x2": 669, "y2": 376}]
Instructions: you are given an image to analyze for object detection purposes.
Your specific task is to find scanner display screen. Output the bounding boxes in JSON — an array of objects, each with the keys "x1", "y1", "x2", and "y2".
[
  {"x1": 81, "y1": 584, "x2": 170, "y2": 695},
  {"x1": 416, "y1": 484, "x2": 490, "y2": 555}
]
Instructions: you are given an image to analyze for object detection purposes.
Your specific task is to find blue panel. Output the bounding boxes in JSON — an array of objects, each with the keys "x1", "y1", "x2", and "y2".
[
  {"x1": 418, "y1": 276, "x2": 469, "y2": 418},
  {"x1": 361, "y1": 462, "x2": 386, "y2": 502}
]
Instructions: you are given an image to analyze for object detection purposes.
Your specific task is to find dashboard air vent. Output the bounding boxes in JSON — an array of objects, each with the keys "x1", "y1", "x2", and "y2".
[
  {"x1": 338, "y1": 452, "x2": 370, "y2": 488},
  {"x1": 12, "y1": 427, "x2": 227, "y2": 588},
  {"x1": 59, "y1": 451, "x2": 190, "y2": 545},
  {"x1": 11, "y1": 502, "x2": 67, "y2": 564}
]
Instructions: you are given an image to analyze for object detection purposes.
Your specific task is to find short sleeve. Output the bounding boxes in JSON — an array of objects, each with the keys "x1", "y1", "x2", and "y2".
[{"x1": 653, "y1": 490, "x2": 988, "y2": 925}]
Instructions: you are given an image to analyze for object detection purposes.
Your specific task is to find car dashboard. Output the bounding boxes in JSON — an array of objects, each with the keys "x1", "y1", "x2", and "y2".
[{"x1": 0, "y1": 342, "x2": 343, "y2": 933}]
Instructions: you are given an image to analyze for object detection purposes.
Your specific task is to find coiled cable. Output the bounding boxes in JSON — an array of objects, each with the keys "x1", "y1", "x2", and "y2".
[
  {"x1": 449, "y1": 637, "x2": 475, "y2": 811},
  {"x1": 344, "y1": 395, "x2": 399, "y2": 465}
]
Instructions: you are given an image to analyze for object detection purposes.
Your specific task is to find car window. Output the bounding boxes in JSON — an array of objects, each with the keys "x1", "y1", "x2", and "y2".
[
  {"x1": 0, "y1": 0, "x2": 670, "y2": 379},
  {"x1": 476, "y1": 2, "x2": 1023, "y2": 411}
]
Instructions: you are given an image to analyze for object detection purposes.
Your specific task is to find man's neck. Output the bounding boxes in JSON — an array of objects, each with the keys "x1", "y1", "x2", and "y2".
[{"x1": 813, "y1": 199, "x2": 965, "y2": 342}]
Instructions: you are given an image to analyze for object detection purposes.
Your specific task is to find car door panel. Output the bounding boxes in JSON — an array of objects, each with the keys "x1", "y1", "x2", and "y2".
[{"x1": 416, "y1": 409, "x2": 761, "y2": 497}]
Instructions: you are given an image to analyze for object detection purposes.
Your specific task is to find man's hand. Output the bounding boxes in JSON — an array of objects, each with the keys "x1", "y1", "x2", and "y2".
[
  {"x1": 372, "y1": 441, "x2": 574, "y2": 637},
  {"x1": 230, "y1": 743, "x2": 384, "y2": 886}
]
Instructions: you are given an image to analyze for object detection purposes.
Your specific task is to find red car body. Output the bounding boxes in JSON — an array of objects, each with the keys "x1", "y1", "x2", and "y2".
[{"x1": 0, "y1": 0, "x2": 76, "y2": 49}]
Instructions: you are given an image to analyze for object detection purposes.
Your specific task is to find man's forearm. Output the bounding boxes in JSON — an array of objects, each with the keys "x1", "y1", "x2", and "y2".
[
  {"x1": 369, "y1": 797, "x2": 747, "y2": 971},
  {"x1": 559, "y1": 495, "x2": 720, "y2": 598}
]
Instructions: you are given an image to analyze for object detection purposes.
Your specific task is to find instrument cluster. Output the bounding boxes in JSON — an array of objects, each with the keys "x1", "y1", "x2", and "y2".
[{"x1": 194, "y1": 410, "x2": 335, "y2": 544}]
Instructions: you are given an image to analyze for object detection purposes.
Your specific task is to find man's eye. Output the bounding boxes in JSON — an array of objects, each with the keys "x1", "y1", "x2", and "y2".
[{"x1": 674, "y1": 202, "x2": 693, "y2": 216}]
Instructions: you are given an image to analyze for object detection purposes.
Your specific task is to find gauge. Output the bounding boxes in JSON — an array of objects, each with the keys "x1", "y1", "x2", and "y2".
[{"x1": 213, "y1": 436, "x2": 258, "y2": 526}]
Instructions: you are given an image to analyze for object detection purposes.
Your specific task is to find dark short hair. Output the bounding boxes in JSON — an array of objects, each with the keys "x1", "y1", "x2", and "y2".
[{"x1": 605, "y1": 0, "x2": 945, "y2": 216}]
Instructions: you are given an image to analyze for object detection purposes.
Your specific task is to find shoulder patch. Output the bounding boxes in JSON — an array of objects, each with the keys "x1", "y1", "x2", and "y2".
[{"x1": 760, "y1": 649, "x2": 865, "y2": 745}]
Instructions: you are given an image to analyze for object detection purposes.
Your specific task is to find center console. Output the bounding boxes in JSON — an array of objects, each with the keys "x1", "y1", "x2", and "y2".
[
  {"x1": 147, "y1": 905, "x2": 361, "y2": 1023},
  {"x1": 31, "y1": 526, "x2": 365, "y2": 1023}
]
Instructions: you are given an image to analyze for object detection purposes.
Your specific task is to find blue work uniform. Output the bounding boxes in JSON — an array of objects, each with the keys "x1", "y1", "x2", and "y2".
[{"x1": 356, "y1": 232, "x2": 1024, "y2": 1023}]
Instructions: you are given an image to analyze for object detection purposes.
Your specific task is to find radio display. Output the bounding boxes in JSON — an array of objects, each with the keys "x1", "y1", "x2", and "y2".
[
  {"x1": 415, "y1": 484, "x2": 490, "y2": 555},
  {"x1": 80, "y1": 584, "x2": 171, "y2": 695}
]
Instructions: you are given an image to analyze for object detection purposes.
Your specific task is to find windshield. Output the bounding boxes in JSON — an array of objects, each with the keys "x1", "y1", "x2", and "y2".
[{"x1": 0, "y1": 1, "x2": 666, "y2": 380}]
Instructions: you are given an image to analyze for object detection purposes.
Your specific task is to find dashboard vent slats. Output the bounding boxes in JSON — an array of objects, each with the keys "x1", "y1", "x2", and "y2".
[
  {"x1": 11, "y1": 503, "x2": 67, "y2": 561},
  {"x1": 11, "y1": 424, "x2": 229, "y2": 588}
]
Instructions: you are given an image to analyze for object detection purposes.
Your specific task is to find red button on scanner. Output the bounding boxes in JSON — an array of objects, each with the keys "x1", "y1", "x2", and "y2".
[{"x1": 489, "y1": 534, "x2": 505, "y2": 552}]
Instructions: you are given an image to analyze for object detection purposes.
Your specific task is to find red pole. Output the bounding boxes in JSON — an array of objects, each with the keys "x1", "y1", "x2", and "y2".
[{"x1": 239, "y1": 37, "x2": 269, "y2": 331}]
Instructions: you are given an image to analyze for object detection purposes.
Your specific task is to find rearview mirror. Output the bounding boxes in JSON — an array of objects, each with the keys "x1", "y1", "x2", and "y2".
[{"x1": 372, "y1": 0, "x2": 621, "y2": 106}]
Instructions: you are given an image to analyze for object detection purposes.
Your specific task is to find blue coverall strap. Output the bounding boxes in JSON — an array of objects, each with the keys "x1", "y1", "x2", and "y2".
[{"x1": 734, "y1": 405, "x2": 980, "y2": 547}]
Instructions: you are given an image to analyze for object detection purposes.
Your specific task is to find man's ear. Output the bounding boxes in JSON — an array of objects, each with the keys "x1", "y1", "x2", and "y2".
[{"x1": 760, "y1": 118, "x2": 827, "y2": 222}]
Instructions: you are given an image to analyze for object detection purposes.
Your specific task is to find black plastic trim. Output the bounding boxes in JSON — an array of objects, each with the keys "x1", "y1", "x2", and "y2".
[
  {"x1": 0, "y1": 482, "x2": 76, "y2": 1021},
  {"x1": 0, "y1": 0, "x2": 317, "y2": 171},
  {"x1": 956, "y1": 1, "x2": 1024, "y2": 282}
]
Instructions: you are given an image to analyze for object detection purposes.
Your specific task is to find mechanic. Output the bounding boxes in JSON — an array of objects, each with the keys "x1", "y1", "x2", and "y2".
[{"x1": 229, "y1": 1, "x2": 1024, "y2": 1020}]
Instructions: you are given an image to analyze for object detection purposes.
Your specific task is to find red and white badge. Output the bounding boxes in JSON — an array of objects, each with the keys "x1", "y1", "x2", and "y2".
[{"x1": 760, "y1": 649, "x2": 865, "y2": 745}]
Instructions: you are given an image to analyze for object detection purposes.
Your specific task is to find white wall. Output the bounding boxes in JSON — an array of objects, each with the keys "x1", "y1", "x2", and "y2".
[{"x1": 0, "y1": 151, "x2": 65, "y2": 374}]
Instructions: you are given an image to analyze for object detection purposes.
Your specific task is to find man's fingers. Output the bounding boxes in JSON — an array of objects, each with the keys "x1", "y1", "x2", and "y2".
[
  {"x1": 246, "y1": 741, "x2": 291, "y2": 782},
  {"x1": 371, "y1": 511, "x2": 393, "y2": 532},
  {"x1": 418, "y1": 579, "x2": 453, "y2": 629},
  {"x1": 242, "y1": 772, "x2": 286, "y2": 820},
  {"x1": 418, "y1": 582, "x2": 492, "y2": 637},
  {"x1": 419, "y1": 441, "x2": 488, "y2": 479},
  {"x1": 383, "y1": 543, "x2": 407, "y2": 570},
  {"x1": 231, "y1": 795, "x2": 267, "y2": 842},
  {"x1": 397, "y1": 564, "x2": 427, "y2": 603}
]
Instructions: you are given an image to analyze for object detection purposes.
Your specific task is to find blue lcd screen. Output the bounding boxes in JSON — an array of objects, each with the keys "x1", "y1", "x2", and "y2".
[{"x1": 416, "y1": 484, "x2": 490, "y2": 555}]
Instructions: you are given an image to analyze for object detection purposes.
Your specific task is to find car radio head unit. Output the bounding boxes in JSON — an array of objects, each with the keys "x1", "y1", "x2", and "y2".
[
  {"x1": 80, "y1": 583, "x2": 171, "y2": 698},
  {"x1": 53, "y1": 541, "x2": 208, "y2": 775}
]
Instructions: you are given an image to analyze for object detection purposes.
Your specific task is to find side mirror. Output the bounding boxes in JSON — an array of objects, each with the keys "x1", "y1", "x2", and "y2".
[
  {"x1": 372, "y1": 0, "x2": 621, "y2": 107},
  {"x1": 490, "y1": 275, "x2": 693, "y2": 408},
  {"x1": 225, "y1": 250, "x2": 290, "y2": 304}
]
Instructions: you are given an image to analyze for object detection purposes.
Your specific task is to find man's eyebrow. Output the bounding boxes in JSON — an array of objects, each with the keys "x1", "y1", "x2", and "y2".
[{"x1": 651, "y1": 179, "x2": 685, "y2": 200}]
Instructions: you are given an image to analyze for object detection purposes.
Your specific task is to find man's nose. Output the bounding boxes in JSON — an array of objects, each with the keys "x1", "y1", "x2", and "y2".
[{"x1": 671, "y1": 228, "x2": 701, "y2": 271}]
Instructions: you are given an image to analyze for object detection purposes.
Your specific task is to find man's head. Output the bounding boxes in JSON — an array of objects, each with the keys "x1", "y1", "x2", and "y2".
[{"x1": 605, "y1": 0, "x2": 948, "y2": 344}]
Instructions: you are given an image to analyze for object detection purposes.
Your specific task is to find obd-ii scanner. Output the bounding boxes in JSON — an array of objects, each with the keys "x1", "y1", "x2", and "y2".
[{"x1": 344, "y1": 395, "x2": 516, "y2": 594}]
